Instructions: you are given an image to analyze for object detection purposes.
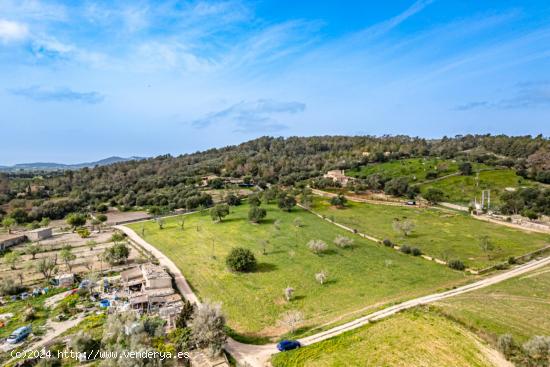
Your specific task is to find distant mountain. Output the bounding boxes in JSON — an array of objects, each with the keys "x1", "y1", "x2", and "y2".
[{"x1": 0, "y1": 156, "x2": 145, "y2": 172}]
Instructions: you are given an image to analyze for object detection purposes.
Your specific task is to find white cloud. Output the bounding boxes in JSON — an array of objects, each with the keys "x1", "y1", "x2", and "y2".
[{"x1": 0, "y1": 19, "x2": 28, "y2": 42}]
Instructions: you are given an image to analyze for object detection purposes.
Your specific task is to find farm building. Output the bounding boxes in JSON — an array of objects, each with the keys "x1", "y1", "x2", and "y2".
[
  {"x1": 121, "y1": 263, "x2": 183, "y2": 317},
  {"x1": 27, "y1": 227, "x2": 53, "y2": 241},
  {"x1": 0, "y1": 234, "x2": 27, "y2": 251},
  {"x1": 323, "y1": 170, "x2": 354, "y2": 186}
]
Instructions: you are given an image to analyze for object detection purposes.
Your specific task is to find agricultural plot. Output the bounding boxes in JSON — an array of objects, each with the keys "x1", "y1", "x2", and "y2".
[
  {"x1": 311, "y1": 197, "x2": 550, "y2": 270},
  {"x1": 435, "y1": 265, "x2": 550, "y2": 343},
  {"x1": 346, "y1": 158, "x2": 489, "y2": 182},
  {"x1": 419, "y1": 169, "x2": 538, "y2": 206},
  {"x1": 0, "y1": 231, "x2": 146, "y2": 286},
  {"x1": 271, "y1": 308, "x2": 495, "y2": 367},
  {"x1": 128, "y1": 203, "x2": 467, "y2": 338}
]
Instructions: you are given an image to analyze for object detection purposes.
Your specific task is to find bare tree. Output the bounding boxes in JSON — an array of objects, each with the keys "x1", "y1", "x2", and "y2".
[
  {"x1": 333, "y1": 235, "x2": 354, "y2": 249},
  {"x1": 479, "y1": 235, "x2": 495, "y2": 259},
  {"x1": 156, "y1": 217, "x2": 165, "y2": 230},
  {"x1": 307, "y1": 239, "x2": 328, "y2": 254},
  {"x1": 315, "y1": 271, "x2": 327, "y2": 285},
  {"x1": 279, "y1": 310, "x2": 304, "y2": 333},
  {"x1": 260, "y1": 239, "x2": 269, "y2": 255},
  {"x1": 392, "y1": 219, "x2": 415, "y2": 237},
  {"x1": 284, "y1": 286, "x2": 294, "y2": 302}
]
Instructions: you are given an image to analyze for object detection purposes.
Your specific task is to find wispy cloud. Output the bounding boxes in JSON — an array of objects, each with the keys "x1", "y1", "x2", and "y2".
[
  {"x1": 454, "y1": 101, "x2": 489, "y2": 111},
  {"x1": 356, "y1": 0, "x2": 433, "y2": 40},
  {"x1": 0, "y1": 19, "x2": 28, "y2": 42},
  {"x1": 192, "y1": 99, "x2": 306, "y2": 132},
  {"x1": 455, "y1": 81, "x2": 550, "y2": 111},
  {"x1": 9, "y1": 86, "x2": 104, "y2": 104}
]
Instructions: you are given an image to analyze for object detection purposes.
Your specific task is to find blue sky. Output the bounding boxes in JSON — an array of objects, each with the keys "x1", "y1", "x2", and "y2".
[{"x1": 1, "y1": 0, "x2": 549, "y2": 164}]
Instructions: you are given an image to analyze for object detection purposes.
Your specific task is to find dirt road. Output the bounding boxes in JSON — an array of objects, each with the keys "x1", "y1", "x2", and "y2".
[{"x1": 117, "y1": 225, "x2": 550, "y2": 367}]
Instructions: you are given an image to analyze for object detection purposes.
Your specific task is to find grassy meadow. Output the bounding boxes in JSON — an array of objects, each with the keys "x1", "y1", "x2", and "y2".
[
  {"x1": 128, "y1": 202, "x2": 468, "y2": 338},
  {"x1": 271, "y1": 308, "x2": 495, "y2": 367},
  {"x1": 311, "y1": 197, "x2": 550, "y2": 269},
  {"x1": 419, "y1": 169, "x2": 538, "y2": 206},
  {"x1": 346, "y1": 157, "x2": 490, "y2": 182},
  {"x1": 435, "y1": 265, "x2": 550, "y2": 343}
]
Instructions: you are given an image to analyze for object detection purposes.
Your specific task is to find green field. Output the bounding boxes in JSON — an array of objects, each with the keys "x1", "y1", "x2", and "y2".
[
  {"x1": 419, "y1": 169, "x2": 538, "y2": 206},
  {"x1": 435, "y1": 265, "x2": 550, "y2": 343},
  {"x1": 346, "y1": 157, "x2": 489, "y2": 182},
  {"x1": 128, "y1": 203, "x2": 467, "y2": 338},
  {"x1": 271, "y1": 308, "x2": 495, "y2": 367},
  {"x1": 311, "y1": 197, "x2": 549, "y2": 269}
]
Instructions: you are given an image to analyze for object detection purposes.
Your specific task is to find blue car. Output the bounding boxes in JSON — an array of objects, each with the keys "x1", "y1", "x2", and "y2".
[
  {"x1": 277, "y1": 340, "x2": 301, "y2": 352},
  {"x1": 7, "y1": 326, "x2": 31, "y2": 344}
]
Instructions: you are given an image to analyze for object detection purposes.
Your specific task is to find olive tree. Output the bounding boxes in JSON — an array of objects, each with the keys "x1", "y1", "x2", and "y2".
[
  {"x1": 210, "y1": 204, "x2": 230, "y2": 222},
  {"x1": 190, "y1": 301, "x2": 227, "y2": 357}
]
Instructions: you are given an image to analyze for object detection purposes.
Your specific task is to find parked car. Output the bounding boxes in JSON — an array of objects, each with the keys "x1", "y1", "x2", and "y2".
[
  {"x1": 20, "y1": 292, "x2": 29, "y2": 300},
  {"x1": 7, "y1": 326, "x2": 31, "y2": 344},
  {"x1": 276, "y1": 340, "x2": 301, "y2": 352}
]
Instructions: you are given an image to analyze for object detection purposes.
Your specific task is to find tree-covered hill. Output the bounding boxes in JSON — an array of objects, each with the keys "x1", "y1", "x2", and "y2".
[{"x1": 0, "y1": 134, "x2": 548, "y2": 223}]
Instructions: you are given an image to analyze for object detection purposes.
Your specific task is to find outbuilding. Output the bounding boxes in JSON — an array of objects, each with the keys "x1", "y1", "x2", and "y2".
[{"x1": 27, "y1": 228, "x2": 52, "y2": 242}]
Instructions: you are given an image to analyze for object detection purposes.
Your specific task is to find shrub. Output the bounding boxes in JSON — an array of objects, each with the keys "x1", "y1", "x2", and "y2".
[
  {"x1": 399, "y1": 245, "x2": 411, "y2": 254},
  {"x1": 225, "y1": 247, "x2": 257, "y2": 272},
  {"x1": 383, "y1": 239, "x2": 393, "y2": 247},
  {"x1": 497, "y1": 334, "x2": 516, "y2": 358},
  {"x1": 0, "y1": 277, "x2": 25, "y2": 296},
  {"x1": 76, "y1": 227, "x2": 90, "y2": 238},
  {"x1": 411, "y1": 247, "x2": 422, "y2": 256},
  {"x1": 448, "y1": 259, "x2": 465, "y2": 271},
  {"x1": 307, "y1": 239, "x2": 328, "y2": 254},
  {"x1": 522, "y1": 335, "x2": 550, "y2": 363},
  {"x1": 508, "y1": 256, "x2": 517, "y2": 265},
  {"x1": 330, "y1": 194, "x2": 347, "y2": 208}
]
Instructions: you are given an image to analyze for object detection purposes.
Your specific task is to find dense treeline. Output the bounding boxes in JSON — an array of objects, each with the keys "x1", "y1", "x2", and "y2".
[{"x1": 0, "y1": 134, "x2": 548, "y2": 223}]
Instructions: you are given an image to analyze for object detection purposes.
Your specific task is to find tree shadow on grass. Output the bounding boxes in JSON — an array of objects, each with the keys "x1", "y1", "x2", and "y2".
[
  {"x1": 280, "y1": 325, "x2": 315, "y2": 340},
  {"x1": 255, "y1": 262, "x2": 278, "y2": 273},
  {"x1": 218, "y1": 217, "x2": 245, "y2": 224},
  {"x1": 319, "y1": 249, "x2": 339, "y2": 256}
]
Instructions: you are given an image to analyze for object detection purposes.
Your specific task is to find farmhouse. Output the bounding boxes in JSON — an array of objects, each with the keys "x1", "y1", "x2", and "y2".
[
  {"x1": 324, "y1": 170, "x2": 354, "y2": 186},
  {"x1": 27, "y1": 227, "x2": 53, "y2": 241},
  {"x1": 121, "y1": 263, "x2": 183, "y2": 317}
]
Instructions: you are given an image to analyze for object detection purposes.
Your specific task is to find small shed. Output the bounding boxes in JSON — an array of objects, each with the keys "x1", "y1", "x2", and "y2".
[
  {"x1": 56, "y1": 273, "x2": 75, "y2": 288},
  {"x1": 27, "y1": 228, "x2": 52, "y2": 242}
]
